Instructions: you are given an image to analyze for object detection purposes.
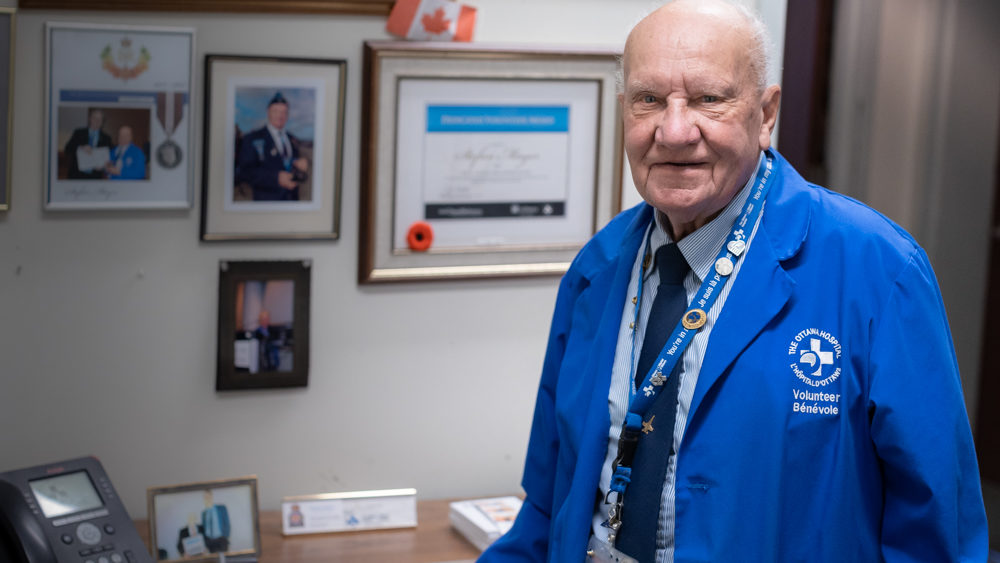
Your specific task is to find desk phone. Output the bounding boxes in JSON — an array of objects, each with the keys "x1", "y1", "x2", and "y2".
[{"x1": 0, "y1": 456, "x2": 151, "y2": 563}]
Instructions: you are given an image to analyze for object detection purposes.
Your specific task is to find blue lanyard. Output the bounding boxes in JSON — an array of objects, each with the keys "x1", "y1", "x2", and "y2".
[
  {"x1": 627, "y1": 153, "x2": 772, "y2": 415},
  {"x1": 604, "y1": 152, "x2": 773, "y2": 537}
]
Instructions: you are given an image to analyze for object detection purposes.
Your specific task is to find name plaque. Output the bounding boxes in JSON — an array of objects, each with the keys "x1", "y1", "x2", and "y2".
[{"x1": 280, "y1": 488, "x2": 417, "y2": 536}]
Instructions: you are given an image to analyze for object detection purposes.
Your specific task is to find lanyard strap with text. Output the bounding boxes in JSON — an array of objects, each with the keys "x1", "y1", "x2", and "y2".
[{"x1": 604, "y1": 152, "x2": 773, "y2": 539}]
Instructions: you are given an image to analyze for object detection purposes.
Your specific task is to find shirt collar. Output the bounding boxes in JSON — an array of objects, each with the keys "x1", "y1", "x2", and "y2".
[
  {"x1": 644, "y1": 151, "x2": 764, "y2": 282},
  {"x1": 266, "y1": 123, "x2": 285, "y2": 141}
]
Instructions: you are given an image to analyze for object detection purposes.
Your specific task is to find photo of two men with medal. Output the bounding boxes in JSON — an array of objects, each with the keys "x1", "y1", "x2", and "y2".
[{"x1": 45, "y1": 24, "x2": 194, "y2": 209}]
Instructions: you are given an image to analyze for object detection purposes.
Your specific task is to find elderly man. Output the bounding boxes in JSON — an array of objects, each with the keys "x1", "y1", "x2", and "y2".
[
  {"x1": 480, "y1": 1, "x2": 987, "y2": 562},
  {"x1": 105, "y1": 125, "x2": 146, "y2": 180},
  {"x1": 236, "y1": 91, "x2": 309, "y2": 201}
]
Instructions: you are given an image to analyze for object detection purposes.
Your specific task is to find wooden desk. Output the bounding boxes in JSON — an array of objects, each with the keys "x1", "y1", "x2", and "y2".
[{"x1": 135, "y1": 499, "x2": 481, "y2": 562}]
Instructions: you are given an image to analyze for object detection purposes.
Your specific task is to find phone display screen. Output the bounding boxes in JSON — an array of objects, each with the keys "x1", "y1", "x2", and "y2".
[{"x1": 29, "y1": 471, "x2": 104, "y2": 518}]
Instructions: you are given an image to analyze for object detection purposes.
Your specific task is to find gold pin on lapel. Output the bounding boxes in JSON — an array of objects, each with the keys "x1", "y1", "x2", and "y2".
[{"x1": 642, "y1": 415, "x2": 656, "y2": 434}]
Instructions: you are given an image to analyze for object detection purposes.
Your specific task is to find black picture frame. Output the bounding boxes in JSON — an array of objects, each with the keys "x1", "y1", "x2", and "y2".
[{"x1": 216, "y1": 260, "x2": 310, "y2": 390}]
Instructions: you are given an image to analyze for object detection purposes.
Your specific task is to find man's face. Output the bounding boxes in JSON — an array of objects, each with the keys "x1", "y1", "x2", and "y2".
[
  {"x1": 118, "y1": 126, "x2": 132, "y2": 147},
  {"x1": 88, "y1": 110, "x2": 104, "y2": 130},
  {"x1": 620, "y1": 5, "x2": 779, "y2": 233},
  {"x1": 267, "y1": 103, "x2": 289, "y2": 130}
]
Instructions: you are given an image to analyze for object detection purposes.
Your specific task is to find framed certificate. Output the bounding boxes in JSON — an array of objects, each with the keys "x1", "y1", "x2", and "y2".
[
  {"x1": 360, "y1": 41, "x2": 623, "y2": 283},
  {"x1": 44, "y1": 23, "x2": 195, "y2": 210}
]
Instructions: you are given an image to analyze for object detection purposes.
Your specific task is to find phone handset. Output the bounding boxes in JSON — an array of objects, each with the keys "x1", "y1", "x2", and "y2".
[{"x1": 0, "y1": 479, "x2": 58, "y2": 563}]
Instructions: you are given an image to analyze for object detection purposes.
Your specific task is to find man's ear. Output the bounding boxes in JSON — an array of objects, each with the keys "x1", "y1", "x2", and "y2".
[{"x1": 758, "y1": 85, "x2": 781, "y2": 151}]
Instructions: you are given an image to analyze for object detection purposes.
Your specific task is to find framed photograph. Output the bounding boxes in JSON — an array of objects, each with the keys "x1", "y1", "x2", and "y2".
[
  {"x1": 359, "y1": 41, "x2": 623, "y2": 283},
  {"x1": 0, "y1": 8, "x2": 12, "y2": 212},
  {"x1": 216, "y1": 260, "x2": 311, "y2": 390},
  {"x1": 147, "y1": 476, "x2": 260, "y2": 562},
  {"x1": 201, "y1": 55, "x2": 346, "y2": 241},
  {"x1": 44, "y1": 23, "x2": 195, "y2": 210},
  {"x1": 20, "y1": 0, "x2": 393, "y2": 16}
]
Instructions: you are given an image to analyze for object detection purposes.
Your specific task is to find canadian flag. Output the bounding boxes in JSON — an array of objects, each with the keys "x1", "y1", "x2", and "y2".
[{"x1": 386, "y1": 0, "x2": 477, "y2": 42}]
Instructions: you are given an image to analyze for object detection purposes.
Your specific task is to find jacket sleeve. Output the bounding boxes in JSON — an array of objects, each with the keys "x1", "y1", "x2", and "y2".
[
  {"x1": 479, "y1": 271, "x2": 583, "y2": 562},
  {"x1": 868, "y1": 249, "x2": 988, "y2": 562}
]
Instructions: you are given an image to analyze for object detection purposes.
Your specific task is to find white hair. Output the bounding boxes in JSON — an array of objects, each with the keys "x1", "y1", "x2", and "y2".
[{"x1": 617, "y1": 0, "x2": 775, "y2": 94}]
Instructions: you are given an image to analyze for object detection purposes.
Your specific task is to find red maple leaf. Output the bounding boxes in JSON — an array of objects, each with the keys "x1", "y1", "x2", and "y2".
[{"x1": 421, "y1": 8, "x2": 452, "y2": 35}]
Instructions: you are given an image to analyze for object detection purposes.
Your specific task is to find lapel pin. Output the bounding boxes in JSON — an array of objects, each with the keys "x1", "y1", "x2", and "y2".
[
  {"x1": 642, "y1": 415, "x2": 656, "y2": 434},
  {"x1": 715, "y1": 257, "x2": 734, "y2": 276},
  {"x1": 727, "y1": 239, "x2": 746, "y2": 256},
  {"x1": 682, "y1": 309, "x2": 707, "y2": 330}
]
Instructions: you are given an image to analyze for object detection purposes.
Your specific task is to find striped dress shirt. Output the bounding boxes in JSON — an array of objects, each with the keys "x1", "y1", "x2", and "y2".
[{"x1": 592, "y1": 153, "x2": 765, "y2": 563}]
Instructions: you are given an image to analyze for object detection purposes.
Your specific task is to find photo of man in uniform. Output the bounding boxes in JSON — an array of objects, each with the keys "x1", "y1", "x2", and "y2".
[{"x1": 234, "y1": 90, "x2": 314, "y2": 202}]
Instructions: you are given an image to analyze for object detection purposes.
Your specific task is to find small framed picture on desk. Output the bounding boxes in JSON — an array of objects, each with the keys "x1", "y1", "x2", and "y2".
[{"x1": 146, "y1": 476, "x2": 260, "y2": 562}]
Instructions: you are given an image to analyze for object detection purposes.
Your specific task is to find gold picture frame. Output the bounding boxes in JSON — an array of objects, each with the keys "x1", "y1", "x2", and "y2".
[
  {"x1": 0, "y1": 8, "x2": 14, "y2": 211},
  {"x1": 19, "y1": 0, "x2": 394, "y2": 15},
  {"x1": 146, "y1": 476, "x2": 261, "y2": 563},
  {"x1": 359, "y1": 41, "x2": 623, "y2": 283}
]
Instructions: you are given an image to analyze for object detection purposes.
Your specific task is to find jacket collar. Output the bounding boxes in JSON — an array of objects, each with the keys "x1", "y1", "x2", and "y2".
[{"x1": 758, "y1": 149, "x2": 811, "y2": 262}]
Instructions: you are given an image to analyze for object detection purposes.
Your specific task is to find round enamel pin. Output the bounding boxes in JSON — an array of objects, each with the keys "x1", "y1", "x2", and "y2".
[
  {"x1": 715, "y1": 257, "x2": 734, "y2": 276},
  {"x1": 682, "y1": 309, "x2": 707, "y2": 330}
]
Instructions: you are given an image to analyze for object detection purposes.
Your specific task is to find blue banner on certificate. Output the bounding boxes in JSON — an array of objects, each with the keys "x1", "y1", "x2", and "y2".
[
  {"x1": 393, "y1": 78, "x2": 601, "y2": 252},
  {"x1": 423, "y1": 105, "x2": 569, "y2": 220}
]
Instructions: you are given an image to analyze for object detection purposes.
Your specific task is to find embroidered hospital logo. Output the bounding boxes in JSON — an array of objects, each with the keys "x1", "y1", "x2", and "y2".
[{"x1": 787, "y1": 328, "x2": 842, "y2": 387}]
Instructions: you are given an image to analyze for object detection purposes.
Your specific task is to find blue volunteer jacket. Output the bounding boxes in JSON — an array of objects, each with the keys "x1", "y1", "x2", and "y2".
[
  {"x1": 108, "y1": 143, "x2": 146, "y2": 180},
  {"x1": 480, "y1": 151, "x2": 987, "y2": 562}
]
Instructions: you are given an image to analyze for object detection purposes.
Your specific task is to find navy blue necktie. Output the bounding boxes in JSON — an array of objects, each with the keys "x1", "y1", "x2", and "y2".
[{"x1": 616, "y1": 242, "x2": 690, "y2": 561}]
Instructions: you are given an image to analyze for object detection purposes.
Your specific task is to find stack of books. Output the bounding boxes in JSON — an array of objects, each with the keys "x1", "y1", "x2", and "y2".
[{"x1": 449, "y1": 496, "x2": 523, "y2": 551}]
